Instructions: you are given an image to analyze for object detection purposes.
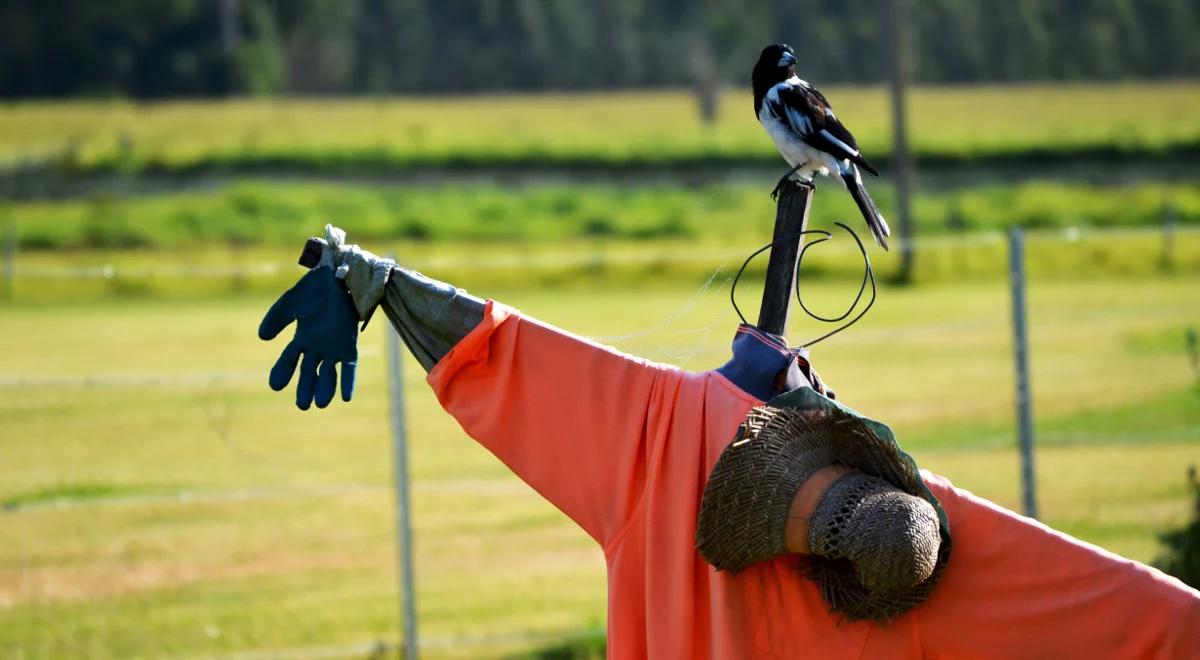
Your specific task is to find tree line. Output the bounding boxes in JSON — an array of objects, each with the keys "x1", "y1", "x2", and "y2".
[{"x1": 2, "y1": 0, "x2": 1197, "y2": 98}]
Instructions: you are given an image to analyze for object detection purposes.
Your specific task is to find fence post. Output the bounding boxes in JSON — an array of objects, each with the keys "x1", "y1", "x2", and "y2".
[
  {"x1": 385, "y1": 279, "x2": 419, "y2": 659},
  {"x1": 1007, "y1": 228, "x2": 1038, "y2": 519},
  {"x1": 1161, "y1": 200, "x2": 1177, "y2": 272},
  {"x1": 887, "y1": 0, "x2": 917, "y2": 284},
  {"x1": 2, "y1": 217, "x2": 15, "y2": 301}
]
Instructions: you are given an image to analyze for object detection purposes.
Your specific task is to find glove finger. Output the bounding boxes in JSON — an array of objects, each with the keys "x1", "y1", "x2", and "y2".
[
  {"x1": 296, "y1": 353, "x2": 320, "y2": 410},
  {"x1": 314, "y1": 360, "x2": 337, "y2": 409},
  {"x1": 268, "y1": 340, "x2": 302, "y2": 391},
  {"x1": 340, "y1": 361, "x2": 357, "y2": 402},
  {"x1": 259, "y1": 287, "x2": 298, "y2": 341}
]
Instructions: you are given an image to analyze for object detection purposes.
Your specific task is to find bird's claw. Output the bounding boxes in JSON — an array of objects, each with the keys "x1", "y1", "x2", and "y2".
[{"x1": 770, "y1": 175, "x2": 814, "y2": 200}]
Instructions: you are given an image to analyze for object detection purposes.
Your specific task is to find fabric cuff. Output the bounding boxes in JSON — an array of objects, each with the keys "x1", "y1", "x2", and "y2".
[
  {"x1": 427, "y1": 300, "x2": 514, "y2": 394},
  {"x1": 381, "y1": 265, "x2": 488, "y2": 372},
  {"x1": 318, "y1": 224, "x2": 395, "y2": 321}
]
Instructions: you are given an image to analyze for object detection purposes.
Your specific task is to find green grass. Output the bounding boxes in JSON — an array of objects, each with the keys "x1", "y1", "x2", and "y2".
[
  {"x1": 4, "y1": 83, "x2": 1198, "y2": 657},
  {"x1": 5, "y1": 211, "x2": 1200, "y2": 310},
  {"x1": 5, "y1": 178, "x2": 1199, "y2": 253},
  {"x1": 3, "y1": 83, "x2": 1199, "y2": 174},
  {"x1": 0, "y1": 267, "x2": 1197, "y2": 657},
  {"x1": 0, "y1": 483, "x2": 164, "y2": 511}
]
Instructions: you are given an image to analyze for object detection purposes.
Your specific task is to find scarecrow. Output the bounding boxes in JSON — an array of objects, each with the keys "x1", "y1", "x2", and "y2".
[{"x1": 260, "y1": 214, "x2": 1199, "y2": 657}]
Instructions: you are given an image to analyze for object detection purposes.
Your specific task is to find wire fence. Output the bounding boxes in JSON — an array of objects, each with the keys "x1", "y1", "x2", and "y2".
[
  {"x1": 2, "y1": 223, "x2": 1197, "y2": 286},
  {"x1": 2, "y1": 226, "x2": 1198, "y2": 658}
]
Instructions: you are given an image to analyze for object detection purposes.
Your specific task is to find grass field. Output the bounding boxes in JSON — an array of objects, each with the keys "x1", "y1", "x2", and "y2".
[
  {"x1": 1, "y1": 257, "x2": 1197, "y2": 657},
  {"x1": 3, "y1": 83, "x2": 1200, "y2": 174},
  {"x1": 3, "y1": 82, "x2": 1199, "y2": 657},
  {"x1": 6, "y1": 178, "x2": 1199, "y2": 251},
  {"x1": 7, "y1": 220, "x2": 1200, "y2": 308}
]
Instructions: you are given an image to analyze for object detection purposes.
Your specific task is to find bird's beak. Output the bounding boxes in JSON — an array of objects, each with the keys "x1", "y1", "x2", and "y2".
[{"x1": 778, "y1": 52, "x2": 797, "y2": 68}]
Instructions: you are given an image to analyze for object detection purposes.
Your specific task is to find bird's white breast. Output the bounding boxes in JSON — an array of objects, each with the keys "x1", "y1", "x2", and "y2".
[{"x1": 758, "y1": 87, "x2": 838, "y2": 180}]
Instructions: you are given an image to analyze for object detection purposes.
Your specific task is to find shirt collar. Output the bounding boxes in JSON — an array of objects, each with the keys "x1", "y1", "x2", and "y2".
[{"x1": 715, "y1": 324, "x2": 813, "y2": 401}]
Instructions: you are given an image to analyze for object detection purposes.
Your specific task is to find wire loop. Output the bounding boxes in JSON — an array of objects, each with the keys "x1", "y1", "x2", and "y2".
[{"x1": 729, "y1": 222, "x2": 876, "y2": 349}]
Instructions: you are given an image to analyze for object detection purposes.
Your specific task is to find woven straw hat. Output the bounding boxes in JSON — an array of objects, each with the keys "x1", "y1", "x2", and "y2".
[{"x1": 696, "y1": 387, "x2": 952, "y2": 622}]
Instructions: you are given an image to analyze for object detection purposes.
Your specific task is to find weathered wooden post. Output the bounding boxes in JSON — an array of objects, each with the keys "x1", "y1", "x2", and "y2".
[
  {"x1": 887, "y1": 0, "x2": 916, "y2": 284},
  {"x1": 756, "y1": 183, "x2": 814, "y2": 336},
  {"x1": 1161, "y1": 200, "x2": 1177, "y2": 273},
  {"x1": 2, "y1": 216, "x2": 14, "y2": 301}
]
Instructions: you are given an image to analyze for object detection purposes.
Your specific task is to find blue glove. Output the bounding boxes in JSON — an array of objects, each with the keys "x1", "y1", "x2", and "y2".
[{"x1": 259, "y1": 266, "x2": 359, "y2": 410}]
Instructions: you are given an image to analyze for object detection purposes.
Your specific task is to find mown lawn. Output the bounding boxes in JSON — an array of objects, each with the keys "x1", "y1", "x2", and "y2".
[
  {"x1": 0, "y1": 263, "x2": 1197, "y2": 657},
  {"x1": 3, "y1": 83, "x2": 1199, "y2": 173}
]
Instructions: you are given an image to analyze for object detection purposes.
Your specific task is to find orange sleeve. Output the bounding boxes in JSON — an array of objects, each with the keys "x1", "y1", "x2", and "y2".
[
  {"x1": 918, "y1": 472, "x2": 1200, "y2": 658},
  {"x1": 427, "y1": 301, "x2": 681, "y2": 546}
]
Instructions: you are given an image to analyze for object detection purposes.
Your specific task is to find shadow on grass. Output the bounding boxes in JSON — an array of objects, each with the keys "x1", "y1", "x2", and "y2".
[
  {"x1": 0, "y1": 482, "x2": 165, "y2": 512},
  {"x1": 508, "y1": 631, "x2": 606, "y2": 660}
]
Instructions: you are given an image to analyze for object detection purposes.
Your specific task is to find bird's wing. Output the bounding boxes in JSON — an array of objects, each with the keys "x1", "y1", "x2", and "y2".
[{"x1": 767, "y1": 81, "x2": 878, "y2": 176}]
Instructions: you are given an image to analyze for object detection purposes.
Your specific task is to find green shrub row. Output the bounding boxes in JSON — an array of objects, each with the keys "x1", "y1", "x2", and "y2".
[{"x1": 6, "y1": 180, "x2": 1197, "y2": 251}]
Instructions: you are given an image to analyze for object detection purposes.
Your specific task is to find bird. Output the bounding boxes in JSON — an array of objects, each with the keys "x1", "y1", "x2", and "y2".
[{"x1": 752, "y1": 43, "x2": 891, "y2": 250}]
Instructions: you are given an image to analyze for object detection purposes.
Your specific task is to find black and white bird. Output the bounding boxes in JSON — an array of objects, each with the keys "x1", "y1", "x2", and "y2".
[{"x1": 752, "y1": 43, "x2": 891, "y2": 250}]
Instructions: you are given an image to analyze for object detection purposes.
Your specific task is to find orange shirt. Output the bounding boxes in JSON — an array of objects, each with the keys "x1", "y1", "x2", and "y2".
[{"x1": 428, "y1": 302, "x2": 1200, "y2": 659}]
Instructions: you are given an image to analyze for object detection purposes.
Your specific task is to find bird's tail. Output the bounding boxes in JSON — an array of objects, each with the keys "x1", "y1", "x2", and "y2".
[{"x1": 839, "y1": 162, "x2": 890, "y2": 250}]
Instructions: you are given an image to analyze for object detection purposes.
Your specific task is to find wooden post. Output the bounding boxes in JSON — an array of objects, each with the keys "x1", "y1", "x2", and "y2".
[
  {"x1": 1161, "y1": 200, "x2": 1177, "y2": 272},
  {"x1": 216, "y1": 0, "x2": 240, "y2": 93},
  {"x1": 756, "y1": 183, "x2": 813, "y2": 336},
  {"x1": 2, "y1": 217, "x2": 14, "y2": 301},
  {"x1": 887, "y1": 0, "x2": 916, "y2": 284},
  {"x1": 217, "y1": 0, "x2": 240, "y2": 55}
]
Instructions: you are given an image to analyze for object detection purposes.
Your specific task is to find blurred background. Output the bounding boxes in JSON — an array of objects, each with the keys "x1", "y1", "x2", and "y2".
[{"x1": 1, "y1": 1, "x2": 1199, "y2": 658}]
